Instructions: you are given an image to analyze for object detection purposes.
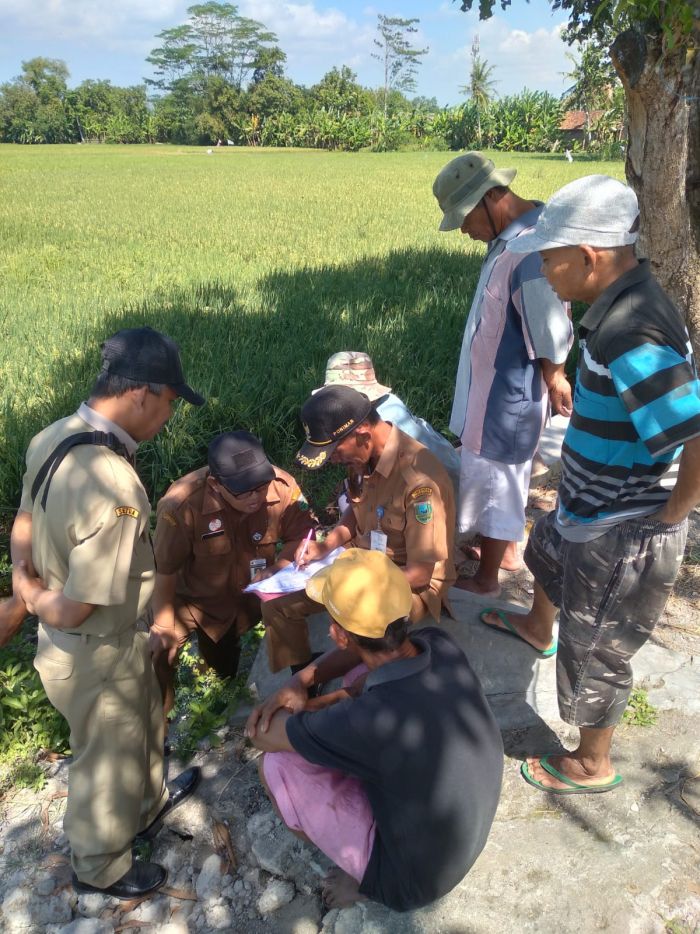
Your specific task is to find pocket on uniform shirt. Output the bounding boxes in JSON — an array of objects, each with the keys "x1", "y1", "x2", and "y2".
[{"x1": 193, "y1": 535, "x2": 232, "y2": 557}]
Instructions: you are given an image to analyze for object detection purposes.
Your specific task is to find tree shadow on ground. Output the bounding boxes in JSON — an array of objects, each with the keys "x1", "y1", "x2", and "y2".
[{"x1": 0, "y1": 246, "x2": 481, "y2": 515}]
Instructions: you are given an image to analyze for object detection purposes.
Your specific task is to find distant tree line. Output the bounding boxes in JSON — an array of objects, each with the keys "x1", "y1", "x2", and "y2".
[{"x1": 0, "y1": 2, "x2": 624, "y2": 155}]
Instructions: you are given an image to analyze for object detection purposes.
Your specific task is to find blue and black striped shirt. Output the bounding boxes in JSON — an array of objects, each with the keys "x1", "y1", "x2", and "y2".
[{"x1": 556, "y1": 260, "x2": 700, "y2": 541}]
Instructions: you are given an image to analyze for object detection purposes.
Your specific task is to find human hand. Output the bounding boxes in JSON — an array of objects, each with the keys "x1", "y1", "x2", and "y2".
[
  {"x1": 13, "y1": 561, "x2": 46, "y2": 614},
  {"x1": 294, "y1": 539, "x2": 325, "y2": 569},
  {"x1": 548, "y1": 375, "x2": 573, "y2": 417},
  {"x1": 245, "y1": 678, "x2": 308, "y2": 739},
  {"x1": 149, "y1": 624, "x2": 180, "y2": 666},
  {"x1": 0, "y1": 594, "x2": 28, "y2": 647}
]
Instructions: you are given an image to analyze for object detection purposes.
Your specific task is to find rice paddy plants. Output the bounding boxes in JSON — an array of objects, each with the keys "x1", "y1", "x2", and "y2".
[{"x1": 0, "y1": 144, "x2": 623, "y2": 515}]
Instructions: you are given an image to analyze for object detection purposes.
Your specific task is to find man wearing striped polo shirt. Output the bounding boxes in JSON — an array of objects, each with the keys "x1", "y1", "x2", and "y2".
[{"x1": 487, "y1": 175, "x2": 700, "y2": 793}]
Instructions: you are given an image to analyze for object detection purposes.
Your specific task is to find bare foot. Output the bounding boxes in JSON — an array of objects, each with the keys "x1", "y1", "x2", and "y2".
[
  {"x1": 480, "y1": 609, "x2": 553, "y2": 652},
  {"x1": 524, "y1": 754, "x2": 618, "y2": 791},
  {"x1": 454, "y1": 576, "x2": 502, "y2": 598},
  {"x1": 322, "y1": 867, "x2": 367, "y2": 909}
]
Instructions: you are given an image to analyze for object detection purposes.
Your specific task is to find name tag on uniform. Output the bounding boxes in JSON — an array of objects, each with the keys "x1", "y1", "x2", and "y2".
[
  {"x1": 370, "y1": 530, "x2": 388, "y2": 553},
  {"x1": 201, "y1": 529, "x2": 225, "y2": 540}
]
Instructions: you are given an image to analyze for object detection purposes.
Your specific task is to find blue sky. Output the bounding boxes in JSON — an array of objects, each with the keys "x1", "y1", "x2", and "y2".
[{"x1": 0, "y1": 1, "x2": 576, "y2": 106}]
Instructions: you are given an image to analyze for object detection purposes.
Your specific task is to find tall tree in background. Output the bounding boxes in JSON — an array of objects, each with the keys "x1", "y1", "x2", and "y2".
[
  {"x1": 372, "y1": 15, "x2": 428, "y2": 116},
  {"x1": 454, "y1": 0, "x2": 699, "y2": 353},
  {"x1": 0, "y1": 58, "x2": 71, "y2": 142},
  {"x1": 460, "y1": 36, "x2": 497, "y2": 143},
  {"x1": 562, "y1": 41, "x2": 619, "y2": 149}
]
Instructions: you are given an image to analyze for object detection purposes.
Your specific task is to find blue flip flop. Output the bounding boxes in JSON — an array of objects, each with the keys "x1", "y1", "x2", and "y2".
[
  {"x1": 521, "y1": 755, "x2": 623, "y2": 795},
  {"x1": 479, "y1": 608, "x2": 557, "y2": 658}
]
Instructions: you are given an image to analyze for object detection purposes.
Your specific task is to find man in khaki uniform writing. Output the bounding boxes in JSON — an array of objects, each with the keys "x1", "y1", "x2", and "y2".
[
  {"x1": 151, "y1": 430, "x2": 318, "y2": 716},
  {"x1": 11, "y1": 327, "x2": 203, "y2": 899},
  {"x1": 262, "y1": 385, "x2": 457, "y2": 673}
]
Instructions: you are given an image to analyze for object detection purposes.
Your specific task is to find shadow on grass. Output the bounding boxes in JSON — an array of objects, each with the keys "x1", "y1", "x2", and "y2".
[{"x1": 0, "y1": 246, "x2": 482, "y2": 515}]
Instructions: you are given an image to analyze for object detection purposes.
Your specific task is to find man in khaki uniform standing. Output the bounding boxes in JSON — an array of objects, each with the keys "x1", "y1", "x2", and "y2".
[
  {"x1": 262, "y1": 385, "x2": 456, "y2": 673},
  {"x1": 151, "y1": 430, "x2": 318, "y2": 716},
  {"x1": 12, "y1": 327, "x2": 203, "y2": 899}
]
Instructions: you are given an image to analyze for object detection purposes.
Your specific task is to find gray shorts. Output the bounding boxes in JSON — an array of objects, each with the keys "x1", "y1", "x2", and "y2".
[{"x1": 525, "y1": 511, "x2": 688, "y2": 728}]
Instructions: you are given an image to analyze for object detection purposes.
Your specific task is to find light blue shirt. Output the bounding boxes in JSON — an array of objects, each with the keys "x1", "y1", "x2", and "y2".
[{"x1": 377, "y1": 393, "x2": 460, "y2": 493}]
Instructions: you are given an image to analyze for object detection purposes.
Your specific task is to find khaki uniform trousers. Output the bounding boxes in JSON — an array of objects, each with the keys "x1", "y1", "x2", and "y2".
[
  {"x1": 34, "y1": 625, "x2": 168, "y2": 888},
  {"x1": 262, "y1": 590, "x2": 429, "y2": 673}
]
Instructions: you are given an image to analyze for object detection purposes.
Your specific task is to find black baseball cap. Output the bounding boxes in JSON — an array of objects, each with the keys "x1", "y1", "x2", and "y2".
[
  {"x1": 208, "y1": 431, "x2": 275, "y2": 494},
  {"x1": 296, "y1": 385, "x2": 373, "y2": 470},
  {"x1": 100, "y1": 327, "x2": 205, "y2": 406}
]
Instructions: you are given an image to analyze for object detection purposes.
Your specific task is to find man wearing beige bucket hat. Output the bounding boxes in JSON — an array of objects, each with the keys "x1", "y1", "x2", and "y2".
[
  {"x1": 318, "y1": 351, "x2": 460, "y2": 493},
  {"x1": 433, "y1": 152, "x2": 573, "y2": 598}
]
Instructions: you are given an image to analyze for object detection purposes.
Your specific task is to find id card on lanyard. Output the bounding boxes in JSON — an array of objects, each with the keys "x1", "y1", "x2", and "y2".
[{"x1": 370, "y1": 506, "x2": 387, "y2": 553}]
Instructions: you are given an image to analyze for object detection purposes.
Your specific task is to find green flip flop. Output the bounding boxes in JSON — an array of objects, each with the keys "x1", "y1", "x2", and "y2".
[
  {"x1": 521, "y1": 755, "x2": 623, "y2": 795},
  {"x1": 478, "y1": 608, "x2": 557, "y2": 658}
]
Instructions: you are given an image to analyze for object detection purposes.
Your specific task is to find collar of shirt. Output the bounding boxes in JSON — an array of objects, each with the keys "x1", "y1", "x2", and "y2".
[
  {"x1": 77, "y1": 401, "x2": 138, "y2": 457},
  {"x1": 579, "y1": 259, "x2": 650, "y2": 332},
  {"x1": 200, "y1": 471, "x2": 281, "y2": 516},
  {"x1": 493, "y1": 202, "x2": 544, "y2": 246},
  {"x1": 364, "y1": 633, "x2": 431, "y2": 691},
  {"x1": 372, "y1": 423, "x2": 401, "y2": 479}
]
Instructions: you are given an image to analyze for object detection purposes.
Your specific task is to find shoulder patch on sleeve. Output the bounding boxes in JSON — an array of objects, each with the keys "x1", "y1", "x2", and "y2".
[
  {"x1": 115, "y1": 506, "x2": 140, "y2": 519},
  {"x1": 410, "y1": 486, "x2": 434, "y2": 501},
  {"x1": 414, "y1": 502, "x2": 433, "y2": 524},
  {"x1": 160, "y1": 511, "x2": 178, "y2": 527},
  {"x1": 290, "y1": 486, "x2": 310, "y2": 510}
]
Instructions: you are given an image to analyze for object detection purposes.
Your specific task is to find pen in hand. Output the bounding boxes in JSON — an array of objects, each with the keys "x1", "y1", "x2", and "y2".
[{"x1": 294, "y1": 528, "x2": 315, "y2": 570}]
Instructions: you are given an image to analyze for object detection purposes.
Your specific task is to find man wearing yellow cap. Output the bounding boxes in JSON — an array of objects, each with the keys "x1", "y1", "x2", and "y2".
[{"x1": 246, "y1": 549, "x2": 503, "y2": 912}]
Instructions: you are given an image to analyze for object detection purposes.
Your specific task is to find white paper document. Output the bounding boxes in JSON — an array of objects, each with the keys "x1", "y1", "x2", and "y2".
[{"x1": 243, "y1": 547, "x2": 345, "y2": 596}]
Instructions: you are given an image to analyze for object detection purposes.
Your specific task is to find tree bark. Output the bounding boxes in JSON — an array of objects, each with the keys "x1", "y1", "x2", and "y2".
[{"x1": 611, "y1": 30, "x2": 700, "y2": 357}]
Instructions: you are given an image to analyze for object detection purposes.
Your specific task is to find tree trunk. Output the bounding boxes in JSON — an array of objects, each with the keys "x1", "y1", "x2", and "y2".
[{"x1": 611, "y1": 30, "x2": 700, "y2": 358}]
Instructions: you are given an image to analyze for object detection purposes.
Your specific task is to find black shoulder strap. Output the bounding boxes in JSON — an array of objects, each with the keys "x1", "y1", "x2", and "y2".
[{"x1": 30, "y1": 431, "x2": 129, "y2": 512}]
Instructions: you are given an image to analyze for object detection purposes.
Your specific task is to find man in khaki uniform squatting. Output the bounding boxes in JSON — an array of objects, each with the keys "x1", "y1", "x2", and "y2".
[
  {"x1": 150, "y1": 430, "x2": 318, "y2": 717},
  {"x1": 262, "y1": 385, "x2": 457, "y2": 674},
  {"x1": 11, "y1": 327, "x2": 203, "y2": 900}
]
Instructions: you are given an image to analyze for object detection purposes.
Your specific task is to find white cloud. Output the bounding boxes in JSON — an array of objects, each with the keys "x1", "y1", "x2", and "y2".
[{"x1": 0, "y1": 0, "x2": 183, "y2": 43}]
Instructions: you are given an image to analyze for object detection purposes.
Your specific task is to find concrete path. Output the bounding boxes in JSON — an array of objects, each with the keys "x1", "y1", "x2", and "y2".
[{"x1": 247, "y1": 586, "x2": 700, "y2": 933}]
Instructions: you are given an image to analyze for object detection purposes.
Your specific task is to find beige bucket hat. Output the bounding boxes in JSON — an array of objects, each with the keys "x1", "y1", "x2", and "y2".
[
  {"x1": 433, "y1": 152, "x2": 516, "y2": 231},
  {"x1": 315, "y1": 351, "x2": 391, "y2": 402}
]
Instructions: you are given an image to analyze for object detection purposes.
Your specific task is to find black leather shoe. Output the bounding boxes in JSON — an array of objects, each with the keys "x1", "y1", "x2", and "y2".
[
  {"x1": 73, "y1": 861, "x2": 167, "y2": 899},
  {"x1": 136, "y1": 766, "x2": 201, "y2": 841}
]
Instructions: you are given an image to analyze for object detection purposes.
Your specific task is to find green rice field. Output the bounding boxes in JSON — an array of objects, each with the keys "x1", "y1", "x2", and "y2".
[{"x1": 0, "y1": 145, "x2": 624, "y2": 516}]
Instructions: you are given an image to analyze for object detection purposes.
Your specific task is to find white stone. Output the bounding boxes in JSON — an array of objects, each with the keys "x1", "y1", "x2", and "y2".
[
  {"x1": 49, "y1": 920, "x2": 114, "y2": 934},
  {"x1": 196, "y1": 853, "x2": 224, "y2": 900},
  {"x1": 205, "y1": 901, "x2": 236, "y2": 929},
  {"x1": 35, "y1": 873, "x2": 56, "y2": 896},
  {"x1": 257, "y1": 878, "x2": 295, "y2": 915},
  {"x1": 123, "y1": 895, "x2": 169, "y2": 924},
  {"x1": 77, "y1": 892, "x2": 110, "y2": 918}
]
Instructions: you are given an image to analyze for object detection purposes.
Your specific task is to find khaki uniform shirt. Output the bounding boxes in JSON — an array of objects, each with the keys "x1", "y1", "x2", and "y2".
[
  {"x1": 153, "y1": 466, "x2": 317, "y2": 633},
  {"x1": 348, "y1": 425, "x2": 456, "y2": 620},
  {"x1": 20, "y1": 409, "x2": 155, "y2": 637}
]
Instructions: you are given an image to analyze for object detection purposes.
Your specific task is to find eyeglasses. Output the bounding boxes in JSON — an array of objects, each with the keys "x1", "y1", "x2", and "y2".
[{"x1": 232, "y1": 482, "x2": 270, "y2": 499}]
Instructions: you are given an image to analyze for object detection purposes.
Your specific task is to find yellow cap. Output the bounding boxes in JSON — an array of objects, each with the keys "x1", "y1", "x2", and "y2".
[{"x1": 306, "y1": 548, "x2": 413, "y2": 639}]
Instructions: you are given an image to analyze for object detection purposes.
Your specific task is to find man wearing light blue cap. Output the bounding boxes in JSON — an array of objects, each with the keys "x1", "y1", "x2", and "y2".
[{"x1": 491, "y1": 174, "x2": 700, "y2": 794}]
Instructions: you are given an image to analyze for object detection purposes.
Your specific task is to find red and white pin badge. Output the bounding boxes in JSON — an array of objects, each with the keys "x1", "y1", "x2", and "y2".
[{"x1": 209, "y1": 518, "x2": 223, "y2": 532}]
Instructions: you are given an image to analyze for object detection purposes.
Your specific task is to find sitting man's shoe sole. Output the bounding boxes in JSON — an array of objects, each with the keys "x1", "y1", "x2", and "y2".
[
  {"x1": 136, "y1": 765, "x2": 201, "y2": 842},
  {"x1": 73, "y1": 861, "x2": 167, "y2": 899}
]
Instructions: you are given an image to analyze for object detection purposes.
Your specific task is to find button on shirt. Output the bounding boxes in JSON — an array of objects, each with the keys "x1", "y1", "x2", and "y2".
[
  {"x1": 347, "y1": 425, "x2": 456, "y2": 619},
  {"x1": 19, "y1": 408, "x2": 154, "y2": 636},
  {"x1": 449, "y1": 204, "x2": 572, "y2": 464},
  {"x1": 153, "y1": 466, "x2": 318, "y2": 630}
]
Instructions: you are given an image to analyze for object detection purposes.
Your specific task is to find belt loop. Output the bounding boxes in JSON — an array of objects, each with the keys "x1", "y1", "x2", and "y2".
[{"x1": 80, "y1": 632, "x2": 89, "y2": 643}]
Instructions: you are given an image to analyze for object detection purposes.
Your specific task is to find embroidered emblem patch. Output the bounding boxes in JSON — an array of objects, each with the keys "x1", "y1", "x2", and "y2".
[
  {"x1": 291, "y1": 487, "x2": 310, "y2": 510},
  {"x1": 115, "y1": 506, "x2": 139, "y2": 519},
  {"x1": 209, "y1": 518, "x2": 222, "y2": 532},
  {"x1": 414, "y1": 502, "x2": 433, "y2": 524},
  {"x1": 410, "y1": 486, "x2": 433, "y2": 501},
  {"x1": 297, "y1": 450, "x2": 327, "y2": 469},
  {"x1": 161, "y1": 512, "x2": 177, "y2": 527},
  {"x1": 252, "y1": 531, "x2": 263, "y2": 542}
]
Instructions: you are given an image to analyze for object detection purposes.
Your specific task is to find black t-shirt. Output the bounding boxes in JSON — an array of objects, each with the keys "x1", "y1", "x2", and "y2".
[{"x1": 286, "y1": 627, "x2": 504, "y2": 912}]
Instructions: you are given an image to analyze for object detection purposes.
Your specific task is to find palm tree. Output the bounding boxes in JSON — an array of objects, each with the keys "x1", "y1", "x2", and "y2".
[{"x1": 460, "y1": 36, "x2": 497, "y2": 144}]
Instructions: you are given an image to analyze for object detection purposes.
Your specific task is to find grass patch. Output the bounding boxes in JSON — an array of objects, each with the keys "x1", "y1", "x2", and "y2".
[{"x1": 622, "y1": 688, "x2": 659, "y2": 727}]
